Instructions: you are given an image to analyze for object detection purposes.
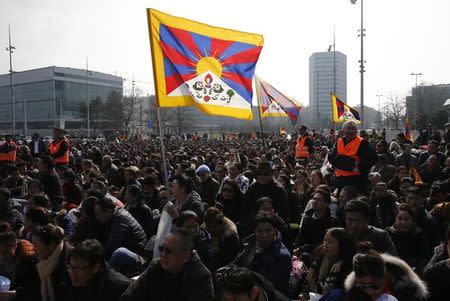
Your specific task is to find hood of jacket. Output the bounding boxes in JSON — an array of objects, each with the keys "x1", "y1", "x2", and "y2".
[{"x1": 344, "y1": 253, "x2": 428, "y2": 300}]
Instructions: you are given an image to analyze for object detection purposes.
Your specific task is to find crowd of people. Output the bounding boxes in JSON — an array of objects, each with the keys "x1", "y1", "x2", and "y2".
[{"x1": 0, "y1": 121, "x2": 448, "y2": 301}]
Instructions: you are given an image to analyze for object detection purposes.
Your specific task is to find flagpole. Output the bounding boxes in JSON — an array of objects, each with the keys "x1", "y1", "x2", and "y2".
[
  {"x1": 147, "y1": 9, "x2": 169, "y2": 188},
  {"x1": 254, "y1": 77, "x2": 265, "y2": 142}
]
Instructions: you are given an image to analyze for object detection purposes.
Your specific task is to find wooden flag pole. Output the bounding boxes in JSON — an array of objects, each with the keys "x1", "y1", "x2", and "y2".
[
  {"x1": 148, "y1": 9, "x2": 169, "y2": 188},
  {"x1": 254, "y1": 76, "x2": 265, "y2": 142}
]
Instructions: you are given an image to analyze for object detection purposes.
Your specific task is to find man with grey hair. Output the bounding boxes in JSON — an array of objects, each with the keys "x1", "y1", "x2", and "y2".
[
  {"x1": 120, "y1": 229, "x2": 214, "y2": 301},
  {"x1": 329, "y1": 121, "x2": 377, "y2": 194}
]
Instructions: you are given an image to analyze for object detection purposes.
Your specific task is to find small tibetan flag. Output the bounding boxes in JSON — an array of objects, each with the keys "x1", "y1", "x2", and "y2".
[
  {"x1": 255, "y1": 76, "x2": 302, "y2": 126},
  {"x1": 331, "y1": 93, "x2": 361, "y2": 124}
]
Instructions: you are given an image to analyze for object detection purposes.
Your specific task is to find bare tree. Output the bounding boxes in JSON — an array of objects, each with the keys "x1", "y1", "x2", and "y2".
[{"x1": 382, "y1": 95, "x2": 406, "y2": 130}]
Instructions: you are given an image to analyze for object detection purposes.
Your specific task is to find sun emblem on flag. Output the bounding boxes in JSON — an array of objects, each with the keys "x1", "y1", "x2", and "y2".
[{"x1": 159, "y1": 24, "x2": 262, "y2": 106}]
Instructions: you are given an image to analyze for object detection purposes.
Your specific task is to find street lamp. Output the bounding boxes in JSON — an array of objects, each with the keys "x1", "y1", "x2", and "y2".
[
  {"x1": 6, "y1": 25, "x2": 15, "y2": 135},
  {"x1": 411, "y1": 72, "x2": 423, "y2": 128},
  {"x1": 376, "y1": 94, "x2": 383, "y2": 126},
  {"x1": 350, "y1": 0, "x2": 365, "y2": 128}
]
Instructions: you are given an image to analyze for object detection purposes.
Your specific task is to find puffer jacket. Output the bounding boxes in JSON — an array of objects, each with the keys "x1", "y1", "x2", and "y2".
[
  {"x1": 234, "y1": 234, "x2": 292, "y2": 297},
  {"x1": 100, "y1": 208, "x2": 148, "y2": 259},
  {"x1": 345, "y1": 253, "x2": 429, "y2": 301}
]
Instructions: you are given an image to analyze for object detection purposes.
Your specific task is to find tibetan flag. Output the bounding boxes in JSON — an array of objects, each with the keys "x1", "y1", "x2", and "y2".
[
  {"x1": 147, "y1": 9, "x2": 264, "y2": 120},
  {"x1": 403, "y1": 118, "x2": 413, "y2": 142},
  {"x1": 255, "y1": 76, "x2": 302, "y2": 126},
  {"x1": 331, "y1": 93, "x2": 361, "y2": 124}
]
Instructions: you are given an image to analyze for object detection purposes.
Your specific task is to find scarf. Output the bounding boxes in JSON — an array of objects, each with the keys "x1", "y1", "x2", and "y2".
[
  {"x1": 36, "y1": 241, "x2": 64, "y2": 301},
  {"x1": 306, "y1": 256, "x2": 343, "y2": 294}
]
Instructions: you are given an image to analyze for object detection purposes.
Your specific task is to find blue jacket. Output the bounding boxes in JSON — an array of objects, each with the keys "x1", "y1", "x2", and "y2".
[{"x1": 234, "y1": 234, "x2": 292, "y2": 297}]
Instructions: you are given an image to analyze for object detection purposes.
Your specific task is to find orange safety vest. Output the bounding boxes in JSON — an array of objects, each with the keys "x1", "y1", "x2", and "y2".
[
  {"x1": 295, "y1": 136, "x2": 310, "y2": 159},
  {"x1": 0, "y1": 141, "x2": 17, "y2": 162},
  {"x1": 335, "y1": 136, "x2": 363, "y2": 177},
  {"x1": 49, "y1": 137, "x2": 70, "y2": 164}
]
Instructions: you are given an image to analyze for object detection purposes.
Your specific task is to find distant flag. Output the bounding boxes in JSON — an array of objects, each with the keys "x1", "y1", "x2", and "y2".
[
  {"x1": 331, "y1": 93, "x2": 361, "y2": 124},
  {"x1": 255, "y1": 76, "x2": 302, "y2": 126},
  {"x1": 410, "y1": 168, "x2": 423, "y2": 185},
  {"x1": 147, "y1": 9, "x2": 264, "y2": 120},
  {"x1": 403, "y1": 117, "x2": 413, "y2": 142}
]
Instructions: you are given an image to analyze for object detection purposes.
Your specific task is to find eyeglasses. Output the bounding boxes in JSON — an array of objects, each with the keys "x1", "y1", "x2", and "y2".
[
  {"x1": 356, "y1": 282, "x2": 383, "y2": 290},
  {"x1": 158, "y1": 245, "x2": 175, "y2": 255},
  {"x1": 66, "y1": 264, "x2": 90, "y2": 272}
]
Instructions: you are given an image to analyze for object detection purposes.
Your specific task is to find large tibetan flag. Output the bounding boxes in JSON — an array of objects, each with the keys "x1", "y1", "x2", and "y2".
[
  {"x1": 147, "y1": 9, "x2": 264, "y2": 120},
  {"x1": 255, "y1": 76, "x2": 302, "y2": 126},
  {"x1": 331, "y1": 93, "x2": 361, "y2": 124}
]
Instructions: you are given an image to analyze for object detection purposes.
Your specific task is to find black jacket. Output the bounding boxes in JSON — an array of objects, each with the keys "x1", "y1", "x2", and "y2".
[
  {"x1": 38, "y1": 169, "x2": 63, "y2": 210},
  {"x1": 197, "y1": 176, "x2": 220, "y2": 207},
  {"x1": 357, "y1": 225, "x2": 397, "y2": 256},
  {"x1": 294, "y1": 208, "x2": 340, "y2": 254},
  {"x1": 99, "y1": 208, "x2": 148, "y2": 259},
  {"x1": 0, "y1": 198, "x2": 23, "y2": 234},
  {"x1": 29, "y1": 139, "x2": 47, "y2": 157},
  {"x1": 120, "y1": 251, "x2": 214, "y2": 301},
  {"x1": 386, "y1": 226, "x2": 431, "y2": 274},
  {"x1": 194, "y1": 228, "x2": 214, "y2": 271},
  {"x1": 63, "y1": 263, "x2": 130, "y2": 301},
  {"x1": 423, "y1": 245, "x2": 450, "y2": 301},
  {"x1": 126, "y1": 202, "x2": 154, "y2": 237}
]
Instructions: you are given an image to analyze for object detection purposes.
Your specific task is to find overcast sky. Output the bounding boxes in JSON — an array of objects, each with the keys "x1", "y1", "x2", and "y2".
[{"x1": 1, "y1": 0, "x2": 449, "y2": 109}]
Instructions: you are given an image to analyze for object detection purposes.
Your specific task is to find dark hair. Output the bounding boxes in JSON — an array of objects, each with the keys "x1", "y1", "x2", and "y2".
[
  {"x1": 176, "y1": 210, "x2": 200, "y2": 227},
  {"x1": 172, "y1": 174, "x2": 194, "y2": 194},
  {"x1": 353, "y1": 251, "x2": 385, "y2": 280},
  {"x1": 406, "y1": 186, "x2": 422, "y2": 196},
  {"x1": 325, "y1": 227, "x2": 357, "y2": 267},
  {"x1": 220, "y1": 179, "x2": 242, "y2": 198},
  {"x1": 25, "y1": 206, "x2": 53, "y2": 225},
  {"x1": 253, "y1": 211, "x2": 277, "y2": 229},
  {"x1": 68, "y1": 239, "x2": 104, "y2": 265},
  {"x1": 40, "y1": 155, "x2": 55, "y2": 169},
  {"x1": 315, "y1": 184, "x2": 331, "y2": 203},
  {"x1": 170, "y1": 228, "x2": 193, "y2": 251},
  {"x1": 344, "y1": 200, "x2": 370, "y2": 220},
  {"x1": 28, "y1": 180, "x2": 44, "y2": 192},
  {"x1": 94, "y1": 197, "x2": 116, "y2": 212},
  {"x1": 29, "y1": 195, "x2": 51, "y2": 209},
  {"x1": 141, "y1": 175, "x2": 158, "y2": 187},
  {"x1": 396, "y1": 203, "x2": 416, "y2": 223},
  {"x1": 62, "y1": 170, "x2": 77, "y2": 182},
  {"x1": 400, "y1": 177, "x2": 415, "y2": 185},
  {"x1": 310, "y1": 170, "x2": 325, "y2": 184},
  {"x1": 126, "y1": 184, "x2": 143, "y2": 198},
  {"x1": 32, "y1": 224, "x2": 64, "y2": 245},
  {"x1": 256, "y1": 197, "x2": 274, "y2": 211},
  {"x1": 341, "y1": 185, "x2": 359, "y2": 200},
  {"x1": 205, "y1": 207, "x2": 225, "y2": 227},
  {"x1": 0, "y1": 222, "x2": 17, "y2": 247},
  {"x1": 215, "y1": 265, "x2": 257, "y2": 297}
]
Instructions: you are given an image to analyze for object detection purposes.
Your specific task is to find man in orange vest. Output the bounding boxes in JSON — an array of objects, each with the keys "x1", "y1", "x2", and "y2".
[
  {"x1": 49, "y1": 128, "x2": 70, "y2": 166},
  {"x1": 0, "y1": 135, "x2": 18, "y2": 164},
  {"x1": 329, "y1": 121, "x2": 377, "y2": 194},
  {"x1": 295, "y1": 125, "x2": 314, "y2": 161}
]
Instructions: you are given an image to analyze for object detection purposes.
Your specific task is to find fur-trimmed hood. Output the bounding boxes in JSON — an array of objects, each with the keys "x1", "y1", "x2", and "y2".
[{"x1": 344, "y1": 253, "x2": 428, "y2": 300}]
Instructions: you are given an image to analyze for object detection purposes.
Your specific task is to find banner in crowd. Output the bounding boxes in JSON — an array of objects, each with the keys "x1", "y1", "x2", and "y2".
[
  {"x1": 331, "y1": 93, "x2": 361, "y2": 124},
  {"x1": 147, "y1": 9, "x2": 264, "y2": 120},
  {"x1": 255, "y1": 76, "x2": 302, "y2": 126}
]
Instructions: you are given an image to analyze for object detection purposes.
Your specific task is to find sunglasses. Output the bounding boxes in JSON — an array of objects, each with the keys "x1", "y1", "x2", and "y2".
[
  {"x1": 356, "y1": 283, "x2": 383, "y2": 290},
  {"x1": 158, "y1": 245, "x2": 174, "y2": 255}
]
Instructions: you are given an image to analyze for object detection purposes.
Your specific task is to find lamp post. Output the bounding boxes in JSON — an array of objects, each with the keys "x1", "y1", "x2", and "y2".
[
  {"x1": 376, "y1": 94, "x2": 383, "y2": 126},
  {"x1": 411, "y1": 72, "x2": 422, "y2": 128},
  {"x1": 350, "y1": 0, "x2": 365, "y2": 129},
  {"x1": 6, "y1": 25, "x2": 16, "y2": 135}
]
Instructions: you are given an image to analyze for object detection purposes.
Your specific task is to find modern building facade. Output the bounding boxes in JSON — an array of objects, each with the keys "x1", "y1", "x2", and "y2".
[
  {"x1": 0, "y1": 66, "x2": 123, "y2": 133},
  {"x1": 309, "y1": 51, "x2": 347, "y2": 128}
]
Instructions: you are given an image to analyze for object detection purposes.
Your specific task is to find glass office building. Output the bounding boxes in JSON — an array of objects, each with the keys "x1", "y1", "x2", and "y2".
[{"x1": 0, "y1": 66, "x2": 122, "y2": 132}]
